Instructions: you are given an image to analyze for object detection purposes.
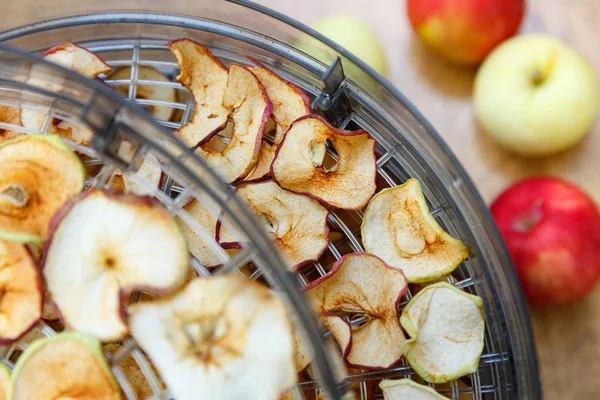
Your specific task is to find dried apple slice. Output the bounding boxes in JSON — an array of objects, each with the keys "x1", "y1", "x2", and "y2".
[
  {"x1": 110, "y1": 66, "x2": 177, "y2": 121},
  {"x1": 379, "y1": 379, "x2": 447, "y2": 399},
  {"x1": 217, "y1": 181, "x2": 329, "y2": 269},
  {"x1": 0, "y1": 239, "x2": 43, "y2": 343},
  {"x1": 0, "y1": 363, "x2": 9, "y2": 400},
  {"x1": 0, "y1": 135, "x2": 85, "y2": 243},
  {"x1": 129, "y1": 275, "x2": 296, "y2": 400},
  {"x1": 194, "y1": 64, "x2": 272, "y2": 183},
  {"x1": 361, "y1": 178, "x2": 468, "y2": 283},
  {"x1": 168, "y1": 38, "x2": 229, "y2": 147},
  {"x1": 21, "y1": 43, "x2": 110, "y2": 145},
  {"x1": 42, "y1": 190, "x2": 188, "y2": 342},
  {"x1": 9, "y1": 332, "x2": 120, "y2": 399},
  {"x1": 244, "y1": 62, "x2": 310, "y2": 181},
  {"x1": 110, "y1": 141, "x2": 163, "y2": 196},
  {"x1": 272, "y1": 115, "x2": 376, "y2": 210},
  {"x1": 304, "y1": 253, "x2": 407, "y2": 369},
  {"x1": 401, "y1": 282, "x2": 485, "y2": 383},
  {"x1": 0, "y1": 106, "x2": 21, "y2": 144}
]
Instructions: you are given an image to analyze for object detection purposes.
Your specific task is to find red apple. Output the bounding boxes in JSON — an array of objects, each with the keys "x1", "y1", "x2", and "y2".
[
  {"x1": 406, "y1": 0, "x2": 525, "y2": 65},
  {"x1": 490, "y1": 177, "x2": 600, "y2": 306}
]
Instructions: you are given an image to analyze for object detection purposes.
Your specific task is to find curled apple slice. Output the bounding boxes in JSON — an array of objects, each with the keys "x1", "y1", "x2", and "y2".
[
  {"x1": 401, "y1": 282, "x2": 485, "y2": 383},
  {"x1": 379, "y1": 379, "x2": 447, "y2": 399},
  {"x1": 0, "y1": 239, "x2": 43, "y2": 343},
  {"x1": 9, "y1": 332, "x2": 120, "y2": 400},
  {"x1": 110, "y1": 66, "x2": 177, "y2": 121},
  {"x1": 361, "y1": 178, "x2": 468, "y2": 283},
  {"x1": 21, "y1": 43, "x2": 110, "y2": 145},
  {"x1": 168, "y1": 38, "x2": 229, "y2": 147},
  {"x1": 0, "y1": 363, "x2": 9, "y2": 400},
  {"x1": 272, "y1": 115, "x2": 376, "y2": 210},
  {"x1": 43, "y1": 190, "x2": 189, "y2": 342},
  {"x1": 129, "y1": 275, "x2": 296, "y2": 400},
  {"x1": 0, "y1": 135, "x2": 85, "y2": 243},
  {"x1": 218, "y1": 181, "x2": 329, "y2": 269},
  {"x1": 110, "y1": 141, "x2": 163, "y2": 196},
  {"x1": 304, "y1": 253, "x2": 407, "y2": 369},
  {"x1": 244, "y1": 63, "x2": 310, "y2": 181}
]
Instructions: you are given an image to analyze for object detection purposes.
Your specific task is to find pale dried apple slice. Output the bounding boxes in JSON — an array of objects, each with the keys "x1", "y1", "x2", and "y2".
[
  {"x1": 194, "y1": 64, "x2": 272, "y2": 183},
  {"x1": 168, "y1": 38, "x2": 229, "y2": 147},
  {"x1": 21, "y1": 43, "x2": 111, "y2": 145},
  {"x1": 0, "y1": 239, "x2": 43, "y2": 343},
  {"x1": 129, "y1": 275, "x2": 296, "y2": 400},
  {"x1": 110, "y1": 141, "x2": 163, "y2": 196},
  {"x1": 42, "y1": 190, "x2": 189, "y2": 342},
  {"x1": 0, "y1": 363, "x2": 9, "y2": 400},
  {"x1": 400, "y1": 282, "x2": 485, "y2": 383},
  {"x1": 9, "y1": 332, "x2": 120, "y2": 399},
  {"x1": 272, "y1": 115, "x2": 376, "y2": 210},
  {"x1": 361, "y1": 178, "x2": 468, "y2": 283},
  {"x1": 379, "y1": 379, "x2": 447, "y2": 399},
  {"x1": 217, "y1": 181, "x2": 329, "y2": 269},
  {"x1": 244, "y1": 62, "x2": 310, "y2": 181},
  {"x1": 304, "y1": 253, "x2": 407, "y2": 369},
  {"x1": 0, "y1": 135, "x2": 85, "y2": 243},
  {"x1": 110, "y1": 66, "x2": 177, "y2": 121}
]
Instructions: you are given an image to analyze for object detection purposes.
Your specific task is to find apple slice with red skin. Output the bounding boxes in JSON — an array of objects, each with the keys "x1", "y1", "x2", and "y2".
[
  {"x1": 42, "y1": 189, "x2": 189, "y2": 342},
  {"x1": 21, "y1": 43, "x2": 111, "y2": 145},
  {"x1": 304, "y1": 253, "x2": 408, "y2": 369},
  {"x1": 361, "y1": 178, "x2": 468, "y2": 283},
  {"x1": 271, "y1": 115, "x2": 377, "y2": 210},
  {"x1": 128, "y1": 275, "x2": 297, "y2": 400},
  {"x1": 0, "y1": 134, "x2": 85, "y2": 243},
  {"x1": 217, "y1": 180, "x2": 329, "y2": 269},
  {"x1": 243, "y1": 61, "x2": 310, "y2": 181},
  {"x1": 168, "y1": 38, "x2": 229, "y2": 148},
  {"x1": 9, "y1": 331, "x2": 121, "y2": 400},
  {"x1": 0, "y1": 239, "x2": 43, "y2": 343},
  {"x1": 379, "y1": 379, "x2": 448, "y2": 399}
]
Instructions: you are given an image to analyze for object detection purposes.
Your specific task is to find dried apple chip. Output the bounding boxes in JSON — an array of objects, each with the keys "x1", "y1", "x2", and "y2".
[
  {"x1": 0, "y1": 135, "x2": 85, "y2": 243},
  {"x1": 271, "y1": 115, "x2": 376, "y2": 210},
  {"x1": 401, "y1": 282, "x2": 485, "y2": 383},
  {"x1": 0, "y1": 364, "x2": 9, "y2": 400},
  {"x1": 218, "y1": 181, "x2": 329, "y2": 269},
  {"x1": 361, "y1": 178, "x2": 468, "y2": 283},
  {"x1": 129, "y1": 275, "x2": 296, "y2": 400},
  {"x1": 379, "y1": 379, "x2": 447, "y2": 399},
  {"x1": 244, "y1": 62, "x2": 310, "y2": 181},
  {"x1": 110, "y1": 141, "x2": 163, "y2": 196},
  {"x1": 304, "y1": 253, "x2": 407, "y2": 369}
]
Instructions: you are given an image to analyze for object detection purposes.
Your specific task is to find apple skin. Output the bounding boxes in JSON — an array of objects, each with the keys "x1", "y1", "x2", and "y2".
[
  {"x1": 407, "y1": 0, "x2": 524, "y2": 65},
  {"x1": 474, "y1": 34, "x2": 599, "y2": 157},
  {"x1": 490, "y1": 177, "x2": 600, "y2": 306}
]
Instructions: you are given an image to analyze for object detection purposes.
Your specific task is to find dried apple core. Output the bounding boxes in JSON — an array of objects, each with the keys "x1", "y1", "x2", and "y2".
[
  {"x1": 200, "y1": 121, "x2": 233, "y2": 154},
  {"x1": 308, "y1": 139, "x2": 338, "y2": 173},
  {"x1": 0, "y1": 185, "x2": 28, "y2": 207}
]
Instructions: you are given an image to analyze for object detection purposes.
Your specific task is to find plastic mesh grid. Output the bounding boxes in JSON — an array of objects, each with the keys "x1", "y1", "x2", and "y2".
[{"x1": 0, "y1": 40, "x2": 510, "y2": 400}]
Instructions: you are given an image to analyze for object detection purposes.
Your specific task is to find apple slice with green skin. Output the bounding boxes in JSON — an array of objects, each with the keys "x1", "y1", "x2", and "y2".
[
  {"x1": 217, "y1": 180, "x2": 329, "y2": 270},
  {"x1": 271, "y1": 115, "x2": 376, "y2": 210},
  {"x1": 110, "y1": 66, "x2": 177, "y2": 121},
  {"x1": 0, "y1": 363, "x2": 9, "y2": 400},
  {"x1": 129, "y1": 274, "x2": 297, "y2": 400},
  {"x1": 21, "y1": 43, "x2": 111, "y2": 146},
  {"x1": 110, "y1": 141, "x2": 163, "y2": 196},
  {"x1": 243, "y1": 62, "x2": 310, "y2": 181},
  {"x1": 9, "y1": 331, "x2": 121, "y2": 399},
  {"x1": 42, "y1": 189, "x2": 189, "y2": 342},
  {"x1": 401, "y1": 282, "x2": 485, "y2": 383},
  {"x1": 304, "y1": 253, "x2": 407, "y2": 369},
  {"x1": 361, "y1": 178, "x2": 468, "y2": 283},
  {"x1": 0, "y1": 239, "x2": 43, "y2": 343},
  {"x1": 194, "y1": 64, "x2": 272, "y2": 183},
  {"x1": 0, "y1": 135, "x2": 85, "y2": 243},
  {"x1": 168, "y1": 38, "x2": 229, "y2": 148},
  {"x1": 379, "y1": 379, "x2": 448, "y2": 399}
]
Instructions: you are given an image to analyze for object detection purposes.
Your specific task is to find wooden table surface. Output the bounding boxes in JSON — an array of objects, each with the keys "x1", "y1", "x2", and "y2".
[{"x1": 253, "y1": 1, "x2": 597, "y2": 399}]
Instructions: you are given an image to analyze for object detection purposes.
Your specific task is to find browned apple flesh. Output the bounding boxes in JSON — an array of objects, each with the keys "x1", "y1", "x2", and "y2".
[
  {"x1": 0, "y1": 239, "x2": 42, "y2": 343},
  {"x1": 304, "y1": 253, "x2": 407, "y2": 369},
  {"x1": 168, "y1": 38, "x2": 229, "y2": 147},
  {"x1": 0, "y1": 135, "x2": 85, "y2": 243},
  {"x1": 43, "y1": 190, "x2": 189, "y2": 342},
  {"x1": 271, "y1": 115, "x2": 377, "y2": 210}
]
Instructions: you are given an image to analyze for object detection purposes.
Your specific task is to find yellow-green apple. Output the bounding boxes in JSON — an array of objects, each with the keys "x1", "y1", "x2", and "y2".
[
  {"x1": 491, "y1": 177, "x2": 600, "y2": 306},
  {"x1": 475, "y1": 34, "x2": 599, "y2": 157},
  {"x1": 407, "y1": 0, "x2": 524, "y2": 65}
]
